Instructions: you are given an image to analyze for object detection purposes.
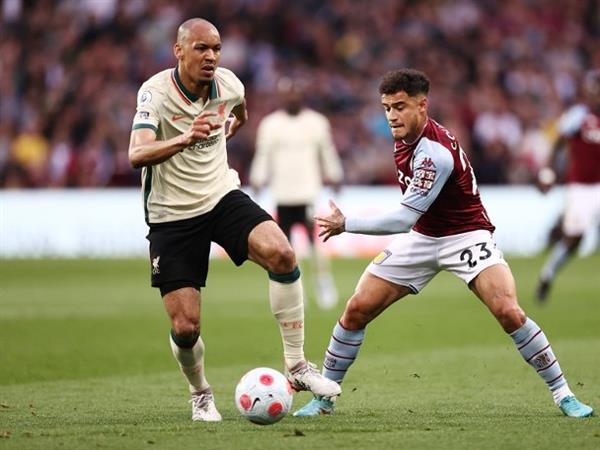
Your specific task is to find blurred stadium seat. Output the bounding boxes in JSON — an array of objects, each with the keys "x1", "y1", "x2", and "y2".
[{"x1": 1, "y1": 0, "x2": 599, "y2": 188}]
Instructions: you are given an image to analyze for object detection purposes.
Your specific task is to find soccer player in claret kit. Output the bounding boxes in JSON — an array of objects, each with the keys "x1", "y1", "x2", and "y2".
[
  {"x1": 128, "y1": 18, "x2": 340, "y2": 422},
  {"x1": 535, "y1": 69, "x2": 600, "y2": 303},
  {"x1": 294, "y1": 69, "x2": 593, "y2": 418}
]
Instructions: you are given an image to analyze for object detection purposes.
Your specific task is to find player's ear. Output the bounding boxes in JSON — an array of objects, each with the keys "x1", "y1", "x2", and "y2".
[
  {"x1": 418, "y1": 95, "x2": 428, "y2": 112},
  {"x1": 173, "y1": 42, "x2": 182, "y2": 60}
]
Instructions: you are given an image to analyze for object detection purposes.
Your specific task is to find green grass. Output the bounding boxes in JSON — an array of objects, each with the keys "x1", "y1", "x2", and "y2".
[{"x1": 1, "y1": 255, "x2": 599, "y2": 449}]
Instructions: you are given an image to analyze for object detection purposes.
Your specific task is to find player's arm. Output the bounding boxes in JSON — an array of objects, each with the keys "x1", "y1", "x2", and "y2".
[
  {"x1": 249, "y1": 117, "x2": 271, "y2": 193},
  {"x1": 316, "y1": 143, "x2": 453, "y2": 240},
  {"x1": 128, "y1": 112, "x2": 220, "y2": 168},
  {"x1": 226, "y1": 99, "x2": 248, "y2": 140},
  {"x1": 537, "y1": 105, "x2": 586, "y2": 193}
]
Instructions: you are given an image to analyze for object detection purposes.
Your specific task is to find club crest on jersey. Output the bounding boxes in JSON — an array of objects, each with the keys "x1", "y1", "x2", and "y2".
[
  {"x1": 372, "y1": 249, "x2": 392, "y2": 265},
  {"x1": 138, "y1": 90, "x2": 152, "y2": 106}
]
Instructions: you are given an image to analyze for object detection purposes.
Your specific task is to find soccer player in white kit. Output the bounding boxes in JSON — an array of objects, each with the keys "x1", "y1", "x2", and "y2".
[
  {"x1": 250, "y1": 78, "x2": 344, "y2": 310},
  {"x1": 128, "y1": 18, "x2": 340, "y2": 422},
  {"x1": 294, "y1": 69, "x2": 592, "y2": 418}
]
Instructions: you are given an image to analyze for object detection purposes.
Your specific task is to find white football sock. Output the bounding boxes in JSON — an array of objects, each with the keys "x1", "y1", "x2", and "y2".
[
  {"x1": 510, "y1": 318, "x2": 573, "y2": 404},
  {"x1": 269, "y1": 267, "x2": 305, "y2": 368},
  {"x1": 540, "y1": 241, "x2": 570, "y2": 281},
  {"x1": 170, "y1": 332, "x2": 210, "y2": 393}
]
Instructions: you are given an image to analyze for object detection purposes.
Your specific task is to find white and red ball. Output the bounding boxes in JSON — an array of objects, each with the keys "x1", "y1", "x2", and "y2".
[{"x1": 235, "y1": 367, "x2": 293, "y2": 425}]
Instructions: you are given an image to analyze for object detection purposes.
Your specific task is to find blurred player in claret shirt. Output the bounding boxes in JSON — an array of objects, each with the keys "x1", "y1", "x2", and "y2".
[
  {"x1": 294, "y1": 69, "x2": 593, "y2": 419},
  {"x1": 535, "y1": 69, "x2": 600, "y2": 303}
]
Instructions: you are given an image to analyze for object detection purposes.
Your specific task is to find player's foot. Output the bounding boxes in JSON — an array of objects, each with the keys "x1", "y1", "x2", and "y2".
[
  {"x1": 558, "y1": 396, "x2": 593, "y2": 418},
  {"x1": 293, "y1": 396, "x2": 335, "y2": 417},
  {"x1": 535, "y1": 277, "x2": 552, "y2": 303},
  {"x1": 191, "y1": 388, "x2": 222, "y2": 422},
  {"x1": 286, "y1": 360, "x2": 342, "y2": 398}
]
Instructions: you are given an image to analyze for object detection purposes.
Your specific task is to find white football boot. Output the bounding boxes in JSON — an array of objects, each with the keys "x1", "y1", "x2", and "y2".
[
  {"x1": 190, "y1": 389, "x2": 222, "y2": 422},
  {"x1": 286, "y1": 360, "x2": 341, "y2": 398}
]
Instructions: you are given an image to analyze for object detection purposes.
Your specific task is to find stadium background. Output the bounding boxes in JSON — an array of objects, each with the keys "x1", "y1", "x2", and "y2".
[
  {"x1": 1, "y1": 1, "x2": 599, "y2": 449},
  {"x1": 2, "y1": 0, "x2": 599, "y2": 188}
]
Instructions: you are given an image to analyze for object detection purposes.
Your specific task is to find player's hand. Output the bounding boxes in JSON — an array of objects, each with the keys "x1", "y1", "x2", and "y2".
[
  {"x1": 225, "y1": 116, "x2": 242, "y2": 140},
  {"x1": 315, "y1": 200, "x2": 346, "y2": 242},
  {"x1": 180, "y1": 112, "x2": 221, "y2": 146},
  {"x1": 536, "y1": 167, "x2": 556, "y2": 194}
]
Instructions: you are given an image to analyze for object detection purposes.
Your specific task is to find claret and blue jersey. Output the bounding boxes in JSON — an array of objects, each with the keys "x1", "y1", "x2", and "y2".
[{"x1": 394, "y1": 118, "x2": 495, "y2": 237}]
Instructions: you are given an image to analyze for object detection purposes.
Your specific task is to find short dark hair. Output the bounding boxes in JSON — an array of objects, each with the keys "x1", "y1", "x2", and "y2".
[{"x1": 378, "y1": 69, "x2": 430, "y2": 97}]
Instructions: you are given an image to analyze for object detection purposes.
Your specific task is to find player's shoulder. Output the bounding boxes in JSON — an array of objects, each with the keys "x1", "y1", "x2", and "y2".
[
  {"x1": 139, "y1": 68, "x2": 171, "y2": 92},
  {"x1": 301, "y1": 108, "x2": 329, "y2": 124},
  {"x1": 214, "y1": 67, "x2": 244, "y2": 94},
  {"x1": 423, "y1": 118, "x2": 460, "y2": 151}
]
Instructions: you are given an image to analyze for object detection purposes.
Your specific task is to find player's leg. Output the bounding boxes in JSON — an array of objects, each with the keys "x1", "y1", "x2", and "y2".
[
  {"x1": 163, "y1": 286, "x2": 221, "y2": 422},
  {"x1": 211, "y1": 190, "x2": 339, "y2": 398},
  {"x1": 295, "y1": 232, "x2": 436, "y2": 417},
  {"x1": 294, "y1": 271, "x2": 412, "y2": 416},
  {"x1": 248, "y1": 219, "x2": 341, "y2": 396},
  {"x1": 302, "y1": 205, "x2": 338, "y2": 310},
  {"x1": 470, "y1": 264, "x2": 593, "y2": 417},
  {"x1": 536, "y1": 185, "x2": 594, "y2": 303},
  {"x1": 536, "y1": 234, "x2": 582, "y2": 302},
  {"x1": 147, "y1": 215, "x2": 220, "y2": 422}
]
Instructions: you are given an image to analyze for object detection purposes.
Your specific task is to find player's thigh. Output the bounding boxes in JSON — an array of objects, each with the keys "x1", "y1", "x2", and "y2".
[
  {"x1": 439, "y1": 230, "x2": 508, "y2": 287},
  {"x1": 147, "y1": 216, "x2": 211, "y2": 291},
  {"x1": 342, "y1": 271, "x2": 412, "y2": 328},
  {"x1": 211, "y1": 190, "x2": 274, "y2": 266},
  {"x1": 563, "y1": 184, "x2": 600, "y2": 237},
  {"x1": 366, "y1": 231, "x2": 439, "y2": 294},
  {"x1": 469, "y1": 263, "x2": 525, "y2": 331}
]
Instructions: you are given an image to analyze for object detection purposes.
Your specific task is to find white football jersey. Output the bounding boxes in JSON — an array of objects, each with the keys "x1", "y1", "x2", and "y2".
[
  {"x1": 132, "y1": 66, "x2": 244, "y2": 223},
  {"x1": 249, "y1": 108, "x2": 343, "y2": 205}
]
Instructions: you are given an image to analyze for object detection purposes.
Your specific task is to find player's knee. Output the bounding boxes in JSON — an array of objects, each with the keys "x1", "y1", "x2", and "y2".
[
  {"x1": 342, "y1": 295, "x2": 371, "y2": 329},
  {"x1": 496, "y1": 303, "x2": 526, "y2": 333},
  {"x1": 171, "y1": 315, "x2": 199, "y2": 339},
  {"x1": 267, "y1": 242, "x2": 296, "y2": 273}
]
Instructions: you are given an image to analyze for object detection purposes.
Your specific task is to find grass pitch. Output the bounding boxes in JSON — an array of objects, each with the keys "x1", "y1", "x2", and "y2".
[{"x1": 1, "y1": 254, "x2": 599, "y2": 449}]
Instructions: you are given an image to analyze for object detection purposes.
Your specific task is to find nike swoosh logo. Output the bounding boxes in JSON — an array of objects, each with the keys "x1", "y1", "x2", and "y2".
[{"x1": 171, "y1": 114, "x2": 186, "y2": 121}]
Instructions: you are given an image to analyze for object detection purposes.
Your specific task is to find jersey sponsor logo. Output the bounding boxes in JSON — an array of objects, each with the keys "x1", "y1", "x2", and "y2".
[
  {"x1": 171, "y1": 114, "x2": 186, "y2": 121},
  {"x1": 187, "y1": 134, "x2": 220, "y2": 151},
  {"x1": 138, "y1": 90, "x2": 152, "y2": 106},
  {"x1": 152, "y1": 256, "x2": 160, "y2": 275}
]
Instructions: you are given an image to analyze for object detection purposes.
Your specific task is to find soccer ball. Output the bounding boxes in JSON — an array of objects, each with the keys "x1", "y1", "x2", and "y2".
[{"x1": 235, "y1": 367, "x2": 293, "y2": 425}]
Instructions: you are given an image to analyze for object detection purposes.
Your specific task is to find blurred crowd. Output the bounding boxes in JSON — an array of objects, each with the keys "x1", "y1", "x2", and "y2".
[{"x1": 1, "y1": 0, "x2": 599, "y2": 188}]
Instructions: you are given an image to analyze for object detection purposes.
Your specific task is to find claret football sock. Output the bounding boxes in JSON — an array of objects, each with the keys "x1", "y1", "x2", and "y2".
[
  {"x1": 269, "y1": 267, "x2": 305, "y2": 368},
  {"x1": 170, "y1": 331, "x2": 210, "y2": 393},
  {"x1": 322, "y1": 321, "x2": 365, "y2": 384},
  {"x1": 510, "y1": 318, "x2": 573, "y2": 404}
]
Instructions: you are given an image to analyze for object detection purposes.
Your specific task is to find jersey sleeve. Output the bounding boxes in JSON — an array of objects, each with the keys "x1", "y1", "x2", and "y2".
[
  {"x1": 558, "y1": 105, "x2": 588, "y2": 137},
  {"x1": 132, "y1": 84, "x2": 163, "y2": 132},
  {"x1": 400, "y1": 139, "x2": 454, "y2": 214}
]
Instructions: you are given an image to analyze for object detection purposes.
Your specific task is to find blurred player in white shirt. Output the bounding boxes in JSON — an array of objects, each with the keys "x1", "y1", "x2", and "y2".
[
  {"x1": 536, "y1": 70, "x2": 600, "y2": 302},
  {"x1": 250, "y1": 78, "x2": 344, "y2": 310}
]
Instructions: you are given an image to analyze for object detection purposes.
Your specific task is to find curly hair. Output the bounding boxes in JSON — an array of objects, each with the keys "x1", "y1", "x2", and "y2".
[{"x1": 378, "y1": 69, "x2": 430, "y2": 97}]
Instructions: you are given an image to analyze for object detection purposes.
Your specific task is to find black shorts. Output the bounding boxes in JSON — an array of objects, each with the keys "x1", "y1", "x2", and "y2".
[
  {"x1": 277, "y1": 204, "x2": 314, "y2": 243},
  {"x1": 146, "y1": 190, "x2": 272, "y2": 292}
]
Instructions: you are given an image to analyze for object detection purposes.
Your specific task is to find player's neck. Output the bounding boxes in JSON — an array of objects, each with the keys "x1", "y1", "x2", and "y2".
[{"x1": 176, "y1": 66, "x2": 211, "y2": 101}]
